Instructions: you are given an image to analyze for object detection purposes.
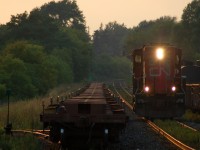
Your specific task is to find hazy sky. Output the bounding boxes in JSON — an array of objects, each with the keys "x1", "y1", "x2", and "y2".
[{"x1": 0, "y1": 0, "x2": 192, "y2": 34}]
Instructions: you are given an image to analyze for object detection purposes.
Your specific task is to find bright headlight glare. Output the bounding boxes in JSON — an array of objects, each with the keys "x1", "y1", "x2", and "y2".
[
  {"x1": 156, "y1": 48, "x2": 164, "y2": 60},
  {"x1": 172, "y1": 86, "x2": 176, "y2": 92},
  {"x1": 144, "y1": 86, "x2": 149, "y2": 92}
]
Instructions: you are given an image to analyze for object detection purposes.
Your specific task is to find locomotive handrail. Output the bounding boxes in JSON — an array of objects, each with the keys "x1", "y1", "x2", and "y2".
[{"x1": 134, "y1": 77, "x2": 143, "y2": 94}]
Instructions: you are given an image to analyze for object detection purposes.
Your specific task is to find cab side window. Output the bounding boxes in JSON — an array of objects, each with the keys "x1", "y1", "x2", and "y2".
[{"x1": 135, "y1": 55, "x2": 141, "y2": 63}]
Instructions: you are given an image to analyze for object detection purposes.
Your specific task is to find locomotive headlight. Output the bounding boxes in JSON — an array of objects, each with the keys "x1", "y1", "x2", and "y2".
[
  {"x1": 172, "y1": 86, "x2": 176, "y2": 92},
  {"x1": 144, "y1": 86, "x2": 150, "y2": 92},
  {"x1": 156, "y1": 48, "x2": 164, "y2": 60}
]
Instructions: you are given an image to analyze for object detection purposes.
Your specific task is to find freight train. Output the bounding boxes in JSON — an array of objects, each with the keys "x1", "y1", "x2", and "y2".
[
  {"x1": 132, "y1": 44, "x2": 185, "y2": 118},
  {"x1": 40, "y1": 83, "x2": 127, "y2": 150}
]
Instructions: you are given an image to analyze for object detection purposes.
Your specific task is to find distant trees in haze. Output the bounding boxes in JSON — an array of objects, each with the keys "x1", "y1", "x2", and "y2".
[
  {"x1": 180, "y1": 0, "x2": 200, "y2": 59},
  {"x1": 93, "y1": 22, "x2": 130, "y2": 56},
  {"x1": 92, "y1": 22, "x2": 131, "y2": 81},
  {"x1": 0, "y1": 0, "x2": 200, "y2": 99},
  {"x1": 92, "y1": 0, "x2": 200, "y2": 81},
  {"x1": 122, "y1": 0, "x2": 200, "y2": 61},
  {"x1": 124, "y1": 16, "x2": 177, "y2": 54}
]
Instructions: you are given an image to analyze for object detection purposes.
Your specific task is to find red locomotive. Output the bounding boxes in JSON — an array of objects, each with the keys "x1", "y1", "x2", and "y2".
[{"x1": 132, "y1": 44, "x2": 185, "y2": 118}]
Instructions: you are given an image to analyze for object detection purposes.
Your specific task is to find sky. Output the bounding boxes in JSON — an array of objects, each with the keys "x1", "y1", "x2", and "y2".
[{"x1": 0, "y1": 0, "x2": 192, "y2": 34}]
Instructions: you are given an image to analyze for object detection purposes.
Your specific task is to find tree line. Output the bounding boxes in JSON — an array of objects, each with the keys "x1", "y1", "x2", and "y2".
[
  {"x1": 0, "y1": 0, "x2": 91, "y2": 99},
  {"x1": 92, "y1": 0, "x2": 200, "y2": 81},
  {"x1": 0, "y1": 0, "x2": 200, "y2": 99}
]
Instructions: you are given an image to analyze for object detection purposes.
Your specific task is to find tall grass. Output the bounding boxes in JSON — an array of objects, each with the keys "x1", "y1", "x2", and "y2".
[
  {"x1": 0, "y1": 135, "x2": 41, "y2": 150},
  {"x1": 0, "y1": 83, "x2": 84, "y2": 150},
  {"x1": 0, "y1": 98, "x2": 44, "y2": 129},
  {"x1": 0, "y1": 83, "x2": 84, "y2": 129},
  {"x1": 182, "y1": 109, "x2": 200, "y2": 122}
]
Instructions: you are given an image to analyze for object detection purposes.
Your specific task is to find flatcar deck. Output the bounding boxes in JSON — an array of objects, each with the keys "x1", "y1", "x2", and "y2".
[
  {"x1": 66, "y1": 83, "x2": 108, "y2": 105},
  {"x1": 40, "y1": 83, "x2": 127, "y2": 149},
  {"x1": 41, "y1": 82, "x2": 127, "y2": 123}
]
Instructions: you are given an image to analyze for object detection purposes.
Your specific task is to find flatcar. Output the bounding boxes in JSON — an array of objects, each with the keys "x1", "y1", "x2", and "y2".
[
  {"x1": 40, "y1": 83, "x2": 127, "y2": 150},
  {"x1": 132, "y1": 44, "x2": 185, "y2": 118}
]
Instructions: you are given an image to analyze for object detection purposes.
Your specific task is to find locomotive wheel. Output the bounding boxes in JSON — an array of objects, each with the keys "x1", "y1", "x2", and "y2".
[{"x1": 50, "y1": 126, "x2": 60, "y2": 143}]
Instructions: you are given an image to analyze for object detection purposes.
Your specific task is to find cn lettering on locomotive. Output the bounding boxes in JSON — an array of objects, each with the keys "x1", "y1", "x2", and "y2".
[
  {"x1": 132, "y1": 44, "x2": 185, "y2": 118},
  {"x1": 149, "y1": 66, "x2": 170, "y2": 77}
]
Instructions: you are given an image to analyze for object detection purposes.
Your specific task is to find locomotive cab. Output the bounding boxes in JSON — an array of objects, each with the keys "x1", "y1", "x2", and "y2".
[{"x1": 132, "y1": 44, "x2": 185, "y2": 118}]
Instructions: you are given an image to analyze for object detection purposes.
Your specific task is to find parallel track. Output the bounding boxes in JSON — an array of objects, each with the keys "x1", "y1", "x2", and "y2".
[
  {"x1": 176, "y1": 121, "x2": 198, "y2": 132},
  {"x1": 11, "y1": 129, "x2": 61, "y2": 150},
  {"x1": 6, "y1": 82, "x2": 197, "y2": 150},
  {"x1": 112, "y1": 81, "x2": 195, "y2": 150}
]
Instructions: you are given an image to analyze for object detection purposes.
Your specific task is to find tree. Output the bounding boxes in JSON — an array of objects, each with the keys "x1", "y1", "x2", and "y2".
[
  {"x1": 0, "y1": 0, "x2": 92, "y2": 99},
  {"x1": 0, "y1": 55, "x2": 37, "y2": 99},
  {"x1": 6, "y1": 10, "x2": 59, "y2": 51},
  {"x1": 124, "y1": 16, "x2": 177, "y2": 54},
  {"x1": 3, "y1": 41, "x2": 45, "y2": 64},
  {"x1": 181, "y1": 0, "x2": 200, "y2": 60},
  {"x1": 93, "y1": 21, "x2": 129, "y2": 56},
  {"x1": 92, "y1": 54, "x2": 131, "y2": 81},
  {"x1": 40, "y1": 0, "x2": 86, "y2": 30}
]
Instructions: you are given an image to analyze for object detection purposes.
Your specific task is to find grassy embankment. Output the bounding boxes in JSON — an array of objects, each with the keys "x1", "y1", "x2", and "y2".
[
  {"x1": 154, "y1": 110, "x2": 200, "y2": 150},
  {"x1": 0, "y1": 83, "x2": 84, "y2": 150},
  {"x1": 183, "y1": 109, "x2": 200, "y2": 122}
]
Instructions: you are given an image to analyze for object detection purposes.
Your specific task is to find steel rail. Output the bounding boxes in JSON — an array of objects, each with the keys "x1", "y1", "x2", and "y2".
[
  {"x1": 112, "y1": 82, "x2": 195, "y2": 150},
  {"x1": 11, "y1": 129, "x2": 61, "y2": 149},
  {"x1": 12, "y1": 129, "x2": 49, "y2": 137},
  {"x1": 112, "y1": 82, "x2": 133, "y2": 110},
  {"x1": 119, "y1": 82, "x2": 132, "y2": 97},
  {"x1": 176, "y1": 121, "x2": 198, "y2": 132},
  {"x1": 146, "y1": 120, "x2": 195, "y2": 150}
]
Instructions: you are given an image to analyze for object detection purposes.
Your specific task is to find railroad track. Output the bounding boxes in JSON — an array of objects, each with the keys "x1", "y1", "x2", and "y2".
[
  {"x1": 10, "y1": 129, "x2": 61, "y2": 150},
  {"x1": 5, "y1": 82, "x2": 198, "y2": 150},
  {"x1": 112, "y1": 81, "x2": 195, "y2": 150},
  {"x1": 176, "y1": 120, "x2": 198, "y2": 132},
  {"x1": 40, "y1": 82, "x2": 127, "y2": 150}
]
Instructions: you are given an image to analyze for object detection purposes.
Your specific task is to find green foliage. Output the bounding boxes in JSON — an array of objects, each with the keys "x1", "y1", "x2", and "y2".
[
  {"x1": 93, "y1": 21, "x2": 129, "y2": 56},
  {"x1": 124, "y1": 16, "x2": 177, "y2": 54},
  {"x1": 93, "y1": 54, "x2": 131, "y2": 81},
  {"x1": 3, "y1": 41, "x2": 45, "y2": 64},
  {"x1": 154, "y1": 119, "x2": 200, "y2": 149},
  {"x1": 0, "y1": 54, "x2": 37, "y2": 99},
  {"x1": 180, "y1": 0, "x2": 200, "y2": 60},
  {"x1": 92, "y1": 22, "x2": 131, "y2": 82},
  {"x1": 182, "y1": 109, "x2": 200, "y2": 122},
  {"x1": 0, "y1": 135, "x2": 41, "y2": 150},
  {"x1": 0, "y1": 83, "x2": 84, "y2": 150},
  {"x1": 0, "y1": 0, "x2": 91, "y2": 99},
  {"x1": 40, "y1": 0, "x2": 86, "y2": 30},
  {"x1": 0, "y1": 40, "x2": 75, "y2": 99},
  {"x1": 0, "y1": 84, "x2": 6, "y2": 98}
]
